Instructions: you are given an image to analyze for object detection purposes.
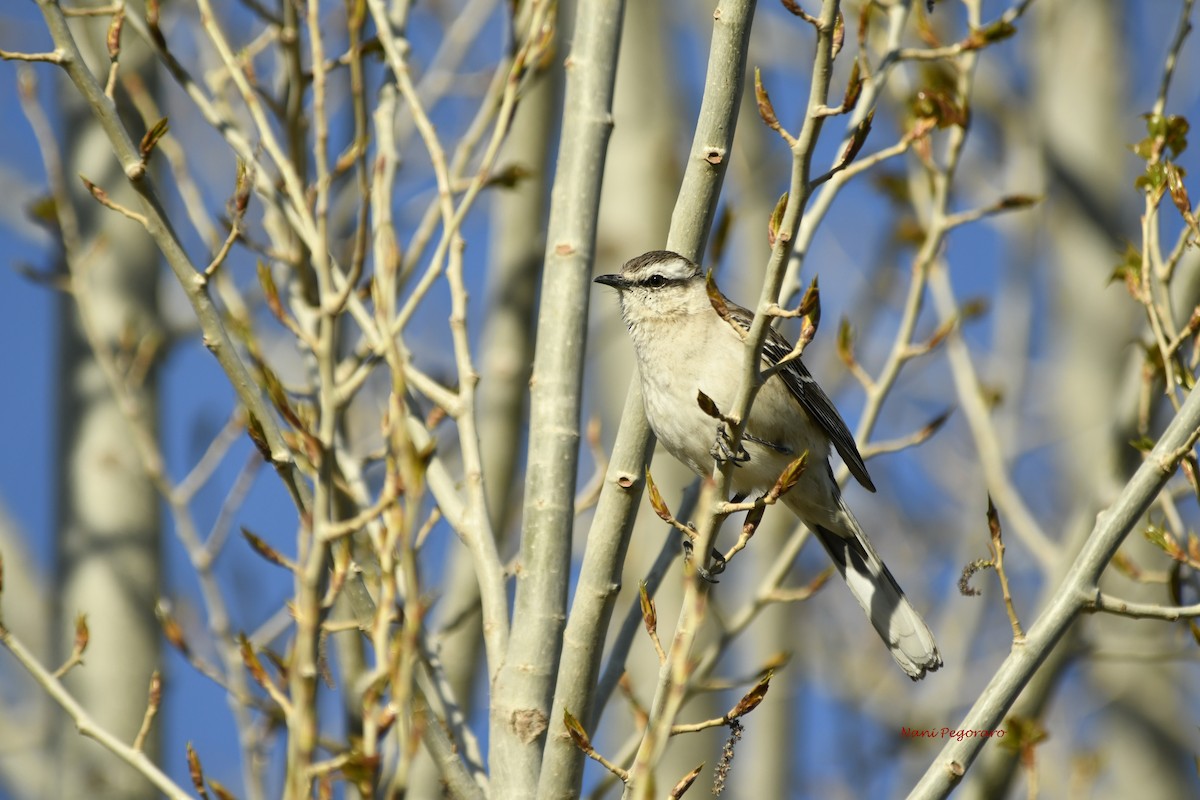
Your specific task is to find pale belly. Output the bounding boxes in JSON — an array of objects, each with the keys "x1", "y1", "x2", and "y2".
[{"x1": 636, "y1": 350, "x2": 837, "y2": 520}]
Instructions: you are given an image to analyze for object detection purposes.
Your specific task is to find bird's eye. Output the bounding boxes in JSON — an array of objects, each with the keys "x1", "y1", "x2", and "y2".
[{"x1": 646, "y1": 274, "x2": 666, "y2": 288}]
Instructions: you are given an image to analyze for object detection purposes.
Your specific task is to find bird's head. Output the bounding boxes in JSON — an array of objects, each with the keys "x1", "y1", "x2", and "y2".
[{"x1": 594, "y1": 250, "x2": 710, "y2": 325}]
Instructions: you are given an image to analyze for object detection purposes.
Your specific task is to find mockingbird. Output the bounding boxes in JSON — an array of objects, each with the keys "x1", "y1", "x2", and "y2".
[{"x1": 596, "y1": 249, "x2": 942, "y2": 680}]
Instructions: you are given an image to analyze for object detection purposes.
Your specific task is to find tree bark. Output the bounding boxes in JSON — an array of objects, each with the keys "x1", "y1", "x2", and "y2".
[{"x1": 53, "y1": 5, "x2": 162, "y2": 797}]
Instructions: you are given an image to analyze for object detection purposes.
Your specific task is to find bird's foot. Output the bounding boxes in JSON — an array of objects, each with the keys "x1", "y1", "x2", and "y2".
[
  {"x1": 681, "y1": 538, "x2": 727, "y2": 583},
  {"x1": 710, "y1": 423, "x2": 750, "y2": 466}
]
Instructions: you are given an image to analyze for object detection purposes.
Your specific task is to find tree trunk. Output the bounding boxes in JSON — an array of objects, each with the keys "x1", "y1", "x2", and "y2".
[{"x1": 53, "y1": 5, "x2": 163, "y2": 797}]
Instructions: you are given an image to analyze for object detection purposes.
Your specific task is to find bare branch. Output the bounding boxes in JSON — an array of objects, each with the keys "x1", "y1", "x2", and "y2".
[{"x1": 0, "y1": 623, "x2": 192, "y2": 800}]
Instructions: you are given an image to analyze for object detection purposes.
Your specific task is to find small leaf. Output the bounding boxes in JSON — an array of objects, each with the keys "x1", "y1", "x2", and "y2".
[
  {"x1": 797, "y1": 276, "x2": 820, "y2": 319},
  {"x1": 730, "y1": 670, "x2": 773, "y2": 718},
  {"x1": 638, "y1": 582, "x2": 657, "y2": 633},
  {"x1": 245, "y1": 413, "x2": 272, "y2": 460},
  {"x1": 233, "y1": 159, "x2": 251, "y2": 215},
  {"x1": 186, "y1": 743, "x2": 210, "y2": 800},
  {"x1": 838, "y1": 111, "x2": 874, "y2": 167},
  {"x1": 1136, "y1": 162, "x2": 1168, "y2": 198},
  {"x1": 341, "y1": 749, "x2": 381, "y2": 787},
  {"x1": 1143, "y1": 523, "x2": 1179, "y2": 558},
  {"x1": 771, "y1": 452, "x2": 810, "y2": 498},
  {"x1": 668, "y1": 762, "x2": 704, "y2": 798},
  {"x1": 856, "y1": 1, "x2": 871, "y2": 47},
  {"x1": 741, "y1": 503, "x2": 766, "y2": 537},
  {"x1": 960, "y1": 297, "x2": 990, "y2": 320},
  {"x1": 996, "y1": 194, "x2": 1041, "y2": 210},
  {"x1": 158, "y1": 606, "x2": 189, "y2": 655},
  {"x1": 257, "y1": 361, "x2": 296, "y2": 426},
  {"x1": 73, "y1": 613, "x2": 90, "y2": 656},
  {"x1": 915, "y1": 408, "x2": 954, "y2": 444},
  {"x1": 262, "y1": 648, "x2": 290, "y2": 681},
  {"x1": 486, "y1": 163, "x2": 534, "y2": 189},
  {"x1": 239, "y1": 634, "x2": 269, "y2": 688},
  {"x1": 1129, "y1": 436, "x2": 1156, "y2": 453},
  {"x1": 1143, "y1": 112, "x2": 1190, "y2": 159},
  {"x1": 1165, "y1": 163, "x2": 1193, "y2": 219},
  {"x1": 912, "y1": 90, "x2": 966, "y2": 129},
  {"x1": 998, "y1": 715, "x2": 1048, "y2": 756},
  {"x1": 873, "y1": 171, "x2": 910, "y2": 205},
  {"x1": 780, "y1": 0, "x2": 820, "y2": 27},
  {"x1": 235, "y1": 158, "x2": 250, "y2": 195},
  {"x1": 145, "y1": 12, "x2": 166, "y2": 47},
  {"x1": 563, "y1": 709, "x2": 592, "y2": 752},
  {"x1": 106, "y1": 8, "x2": 124, "y2": 60},
  {"x1": 1186, "y1": 308, "x2": 1200, "y2": 336},
  {"x1": 842, "y1": 56, "x2": 863, "y2": 111},
  {"x1": 139, "y1": 117, "x2": 170, "y2": 161},
  {"x1": 762, "y1": 651, "x2": 792, "y2": 671},
  {"x1": 965, "y1": 19, "x2": 1017, "y2": 49},
  {"x1": 645, "y1": 468, "x2": 673, "y2": 523},
  {"x1": 25, "y1": 194, "x2": 58, "y2": 230},
  {"x1": 1165, "y1": 115, "x2": 1190, "y2": 157},
  {"x1": 705, "y1": 270, "x2": 733, "y2": 325},
  {"x1": 894, "y1": 216, "x2": 927, "y2": 245},
  {"x1": 767, "y1": 192, "x2": 788, "y2": 247},
  {"x1": 836, "y1": 317, "x2": 856, "y2": 367},
  {"x1": 806, "y1": 566, "x2": 835, "y2": 595},
  {"x1": 147, "y1": 670, "x2": 163, "y2": 708},
  {"x1": 925, "y1": 317, "x2": 956, "y2": 350},
  {"x1": 1109, "y1": 242, "x2": 1143, "y2": 298},
  {"x1": 915, "y1": 3, "x2": 941, "y2": 46},
  {"x1": 754, "y1": 68, "x2": 779, "y2": 130},
  {"x1": 208, "y1": 779, "x2": 237, "y2": 800},
  {"x1": 981, "y1": 383, "x2": 1005, "y2": 410},
  {"x1": 831, "y1": 12, "x2": 845, "y2": 59},
  {"x1": 80, "y1": 175, "x2": 109, "y2": 205},
  {"x1": 1131, "y1": 136, "x2": 1155, "y2": 161},
  {"x1": 257, "y1": 260, "x2": 286, "y2": 322},
  {"x1": 242, "y1": 527, "x2": 292, "y2": 570},
  {"x1": 1110, "y1": 552, "x2": 1141, "y2": 580},
  {"x1": 696, "y1": 390, "x2": 722, "y2": 420}
]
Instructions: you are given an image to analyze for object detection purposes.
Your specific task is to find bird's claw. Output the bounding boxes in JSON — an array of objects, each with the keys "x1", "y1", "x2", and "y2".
[
  {"x1": 681, "y1": 538, "x2": 727, "y2": 583},
  {"x1": 710, "y1": 423, "x2": 750, "y2": 466}
]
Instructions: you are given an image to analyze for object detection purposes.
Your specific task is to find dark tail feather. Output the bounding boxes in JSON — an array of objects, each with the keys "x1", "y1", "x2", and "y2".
[{"x1": 813, "y1": 524, "x2": 942, "y2": 680}]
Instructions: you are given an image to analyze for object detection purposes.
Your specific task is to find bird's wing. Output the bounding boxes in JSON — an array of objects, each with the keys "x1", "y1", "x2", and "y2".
[{"x1": 724, "y1": 299, "x2": 876, "y2": 492}]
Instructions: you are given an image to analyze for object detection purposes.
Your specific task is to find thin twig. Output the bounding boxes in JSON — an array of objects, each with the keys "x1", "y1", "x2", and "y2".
[
  {"x1": 1081, "y1": 590, "x2": 1200, "y2": 621},
  {"x1": 0, "y1": 624, "x2": 192, "y2": 800}
]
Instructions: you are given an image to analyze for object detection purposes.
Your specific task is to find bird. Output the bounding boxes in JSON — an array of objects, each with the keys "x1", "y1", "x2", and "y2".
[{"x1": 595, "y1": 249, "x2": 941, "y2": 680}]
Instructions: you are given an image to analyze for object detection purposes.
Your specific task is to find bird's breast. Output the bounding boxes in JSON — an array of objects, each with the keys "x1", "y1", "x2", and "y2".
[{"x1": 632, "y1": 320, "x2": 832, "y2": 493}]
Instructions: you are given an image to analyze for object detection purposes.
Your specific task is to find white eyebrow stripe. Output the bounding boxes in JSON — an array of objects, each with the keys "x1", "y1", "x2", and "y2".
[{"x1": 625, "y1": 258, "x2": 695, "y2": 282}]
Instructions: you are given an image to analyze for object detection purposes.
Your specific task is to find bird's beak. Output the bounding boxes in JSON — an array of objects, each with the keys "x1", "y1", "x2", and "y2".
[{"x1": 594, "y1": 273, "x2": 629, "y2": 289}]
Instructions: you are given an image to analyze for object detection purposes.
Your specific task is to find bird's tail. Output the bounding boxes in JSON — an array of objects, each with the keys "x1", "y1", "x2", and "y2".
[{"x1": 802, "y1": 504, "x2": 942, "y2": 680}]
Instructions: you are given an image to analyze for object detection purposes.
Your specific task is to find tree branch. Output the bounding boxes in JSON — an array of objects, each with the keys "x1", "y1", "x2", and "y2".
[
  {"x1": 537, "y1": 0, "x2": 758, "y2": 795},
  {"x1": 907, "y1": 380, "x2": 1200, "y2": 799},
  {"x1": 491, "y1": 1, "x2": 623, "y2": 796},
  {"x1": 0, "y1": 623, "x2": 191, "y2": 800},
  {"x1": 32, "y1": 0, "x2": 313, "y2": 513}
]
